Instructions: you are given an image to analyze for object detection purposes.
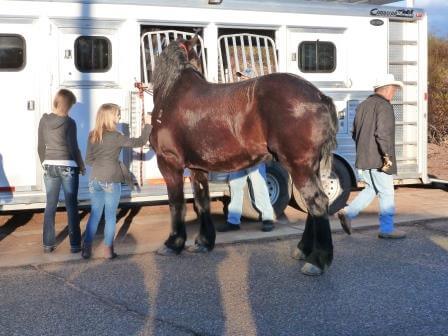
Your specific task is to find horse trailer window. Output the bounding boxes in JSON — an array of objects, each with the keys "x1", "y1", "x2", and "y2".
[
  {"x1": 0, "y1": 35, "x2": 26, "y2": 71},
  {"x1": 298, "y1": 41, "x2": 336, "y2": 73},
  {"x1": 75, "y1": 36, "x2": 111, "y2": 73}
]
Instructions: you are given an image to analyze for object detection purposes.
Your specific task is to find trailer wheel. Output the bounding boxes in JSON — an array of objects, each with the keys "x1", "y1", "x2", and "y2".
[
  {"x1": 292, "y1": 157, "x2": 352, "y2": 215},
  {"x1": 241, "y1": 161, "x2": 292, "y2": 220}
]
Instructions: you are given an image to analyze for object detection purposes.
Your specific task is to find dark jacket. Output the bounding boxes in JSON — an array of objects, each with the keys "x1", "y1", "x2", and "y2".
[
  {"x1": 352, "y1": 94, "x2": 397, "y2": 175},
  {"x1": 37, "y1": 113, "x2": 85, "y2": 171},
  {"x1": 86, "y1": 125, "x2": 151, "y2": 184}
]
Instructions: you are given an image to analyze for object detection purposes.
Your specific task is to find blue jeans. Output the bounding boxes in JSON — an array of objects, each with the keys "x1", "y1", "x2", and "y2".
[
  {"x1": 345, "y1": 169, "x2": 395, "y2": 234},
  {"x1": 43, "y1": 165, "x2": 81, "y2": 248},
  {"x1": 84, "y1": 180, "x2": 121, "y2": 246},
  {"x1": 228, "y1": 163, "x2": 274, "y2": 225}
]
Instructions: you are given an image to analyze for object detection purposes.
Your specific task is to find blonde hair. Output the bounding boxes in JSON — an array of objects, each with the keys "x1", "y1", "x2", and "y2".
[
  {"x1": 89, "y1": 103, "x2": 120, "y2": 143},
  {"x1": 53, "y1": 89, "x2": 77, "y2": 115}
]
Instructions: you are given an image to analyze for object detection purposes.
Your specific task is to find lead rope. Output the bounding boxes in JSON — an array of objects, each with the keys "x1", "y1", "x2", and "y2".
[{"x1": 134, "y1": 81, "x2": 150, "y2": 187}]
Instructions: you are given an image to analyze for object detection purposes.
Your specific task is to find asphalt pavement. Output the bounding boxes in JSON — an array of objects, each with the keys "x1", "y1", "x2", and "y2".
[{"x1": 1, "y1": 222, "x2": 448, "y2": 336}]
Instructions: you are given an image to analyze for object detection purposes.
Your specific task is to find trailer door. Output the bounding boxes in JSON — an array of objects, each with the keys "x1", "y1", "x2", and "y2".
[
  {"x1": 0, "y1": 21, "x2": 40, "y2": 193},
  {"x1": 53, "y1": 21, "x2": 124, "y2": 197}
]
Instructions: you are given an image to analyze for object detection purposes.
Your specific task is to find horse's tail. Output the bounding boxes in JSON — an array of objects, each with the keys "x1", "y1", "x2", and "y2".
[{"x1": 319, "y1": 94, "x2": 338, "y2": 179}]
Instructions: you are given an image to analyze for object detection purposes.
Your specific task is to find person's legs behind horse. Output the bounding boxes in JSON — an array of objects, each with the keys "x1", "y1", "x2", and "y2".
[
  {"x1": 247, "y1": 163, "x2": 275, "y2": 232},
  {"x1": 217, "y1": 169, "x2": 247, "y2": 232}
]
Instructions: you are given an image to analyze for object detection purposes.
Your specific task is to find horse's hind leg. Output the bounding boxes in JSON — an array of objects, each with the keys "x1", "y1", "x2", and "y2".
[
  {"x1": 188, "y1": 169, "x2": 215, "y2": 253},
  {"x1": 157, "y1": 156, "x2": 186, "y2": 255},
  {"x1": 292, "y1": 168, "x2": 333, "y2": 275}
]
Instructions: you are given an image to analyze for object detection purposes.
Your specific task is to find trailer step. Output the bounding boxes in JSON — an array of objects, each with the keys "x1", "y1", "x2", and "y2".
[
  {"x1": 389, "y1": 61, "x2": 418, "y2": 66},
  {"x1": 389, "y1": 40, "x2": 418, "y2": 46},
  {"x1": 429, "y1": 178, "x2": 448, "y2": 185}
]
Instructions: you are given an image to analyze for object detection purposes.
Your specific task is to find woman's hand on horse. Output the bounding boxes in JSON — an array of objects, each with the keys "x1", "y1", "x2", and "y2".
[{"x1": 144, "y1": 114, "x2": 152, "y2": 125}]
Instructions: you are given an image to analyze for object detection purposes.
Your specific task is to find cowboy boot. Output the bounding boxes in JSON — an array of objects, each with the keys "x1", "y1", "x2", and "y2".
[{"x1": 81, "y1": 243, "x2": 92, "y2": 259}]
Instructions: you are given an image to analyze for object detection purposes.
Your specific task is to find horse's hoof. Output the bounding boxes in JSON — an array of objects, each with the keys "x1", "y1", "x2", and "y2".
[
  {"x1": 156, "y1": 245, "x2": 179, "y2": 256},
  {"x1": 291, "y1": 247, "x2": 305, "y2": 261},
  {"x1": 186, "y1": 244, "x2": 210, "y2": 254},
  {"x1": 301, "y1": 263, "x2": 323, "y2": 276}
]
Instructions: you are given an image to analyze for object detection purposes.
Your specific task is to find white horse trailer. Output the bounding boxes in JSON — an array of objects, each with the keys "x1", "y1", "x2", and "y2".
[{"x1": 0, "y1": 0, "x2": 428, "y2": 214}]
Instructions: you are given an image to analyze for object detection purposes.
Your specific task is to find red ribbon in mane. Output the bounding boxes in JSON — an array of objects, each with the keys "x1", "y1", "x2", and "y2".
[{"x1": 179, "y1": 43, "x2": 189, "y2": 61}]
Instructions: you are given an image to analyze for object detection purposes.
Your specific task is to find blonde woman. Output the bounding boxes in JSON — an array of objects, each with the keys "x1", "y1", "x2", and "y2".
[
  {"x1": 82, "y1": 103, "x2": 151, "y2": 259},
  {"x1": 37, "y1": 89, "x2": 85, "y2": 254}
]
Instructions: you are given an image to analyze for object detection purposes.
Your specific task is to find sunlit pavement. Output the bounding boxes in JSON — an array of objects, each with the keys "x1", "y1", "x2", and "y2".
[
  {"x1": 1, "y1": 186, "x2": 448, "y2": 268},
  {"x1": 1, "y1": 221, "x2": 448, "y2": 335},
  {"x1": 1, "y1": 187, "x2": 448, "y2": 335}
]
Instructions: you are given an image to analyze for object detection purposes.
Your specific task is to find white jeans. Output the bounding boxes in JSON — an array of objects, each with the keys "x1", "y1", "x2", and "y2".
[{"x1": 227, "y1": 163, "x2": 274, "y2": 225}]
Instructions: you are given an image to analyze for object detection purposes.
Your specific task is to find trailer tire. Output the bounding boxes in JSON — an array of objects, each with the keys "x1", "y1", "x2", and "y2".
[
  {"x1": 241, "y1": 161, "x2": 292, "y2": 220},
  {"x1": 292, "y1": 157, "x2": 352, "y2": 215}
]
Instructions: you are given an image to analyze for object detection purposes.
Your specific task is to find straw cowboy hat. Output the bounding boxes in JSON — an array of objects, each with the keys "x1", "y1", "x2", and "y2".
[{"x1": 373, "y1": 74, "x2": 403, "y2": 89}]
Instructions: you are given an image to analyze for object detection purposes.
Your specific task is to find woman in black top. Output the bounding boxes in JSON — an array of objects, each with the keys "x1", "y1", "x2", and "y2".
[
  {"x1": 37, "y1": 89, "x2": 85, "y2": 253},
  {"x1": 82, "y1": 103, "x2": 151, "y2": 259}
]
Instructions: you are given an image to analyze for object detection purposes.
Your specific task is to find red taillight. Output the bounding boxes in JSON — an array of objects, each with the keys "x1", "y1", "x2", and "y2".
[{"x1": 0, "y1": 186, "x2": 15, "y2": 192}]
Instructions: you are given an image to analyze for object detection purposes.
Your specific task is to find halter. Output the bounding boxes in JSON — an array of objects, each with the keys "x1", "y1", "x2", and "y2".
[{"x1": 179, "y1": 43, "x2": 189, "y2": 61}]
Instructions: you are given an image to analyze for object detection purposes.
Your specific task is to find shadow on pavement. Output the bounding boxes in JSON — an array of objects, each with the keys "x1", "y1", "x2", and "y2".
[
  {"x1": 153, "y1": 248, "x2": 227, "y2": 335},
  {"x1": 116, "y1": 206, "x2": 142, "y2": 239},
  {"x1": 54, "y1": 209, "x2": 89, "y2": 247},
  {"x1": 0, "y1": 212, "x2": 34, "y2": 242}
]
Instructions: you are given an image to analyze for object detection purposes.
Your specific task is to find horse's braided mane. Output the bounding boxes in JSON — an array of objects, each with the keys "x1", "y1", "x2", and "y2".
[{"x1": 153, "y1": 42, "x2": 202, "y2": 102}]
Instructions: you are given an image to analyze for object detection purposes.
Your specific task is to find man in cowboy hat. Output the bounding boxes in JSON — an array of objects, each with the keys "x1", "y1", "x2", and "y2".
[{"x1": 337, "y1": 74, "x2": 406, "y2": 239}]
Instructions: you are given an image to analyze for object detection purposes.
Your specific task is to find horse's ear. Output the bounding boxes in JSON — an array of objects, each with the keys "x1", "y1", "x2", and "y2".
[{"x1": 189, "y1": 34, "x2": 200, "y2": 49}]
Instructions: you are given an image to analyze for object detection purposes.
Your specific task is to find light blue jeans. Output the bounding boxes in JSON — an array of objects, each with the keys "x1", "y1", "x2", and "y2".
[
  {"x1": 84, "y1": 180, "x2": 121, "y2": 247},
  {"x1": 344, "y1": 169, "x2": 395, "y2": 234},
  {"x1": 228, "y1": 163, "x2": 274, "y2": 225}
]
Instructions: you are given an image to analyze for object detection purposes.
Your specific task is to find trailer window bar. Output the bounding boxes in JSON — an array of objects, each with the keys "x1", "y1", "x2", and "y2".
[
  {"x1": 218, "y1": 33, "x2": 278, "y2": 83},
  {"x1": 141, "y1": 30, "x2": 207, "y2": 84}
]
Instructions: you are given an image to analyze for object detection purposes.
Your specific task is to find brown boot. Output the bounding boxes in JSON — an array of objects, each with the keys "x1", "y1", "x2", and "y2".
[
  {"x1": 337, "y1": 210, "x2": 352, "y2": 235},
  {"x1": 81, "y1": 243, "x2": 92, "y2": 259},
  {"x1": 103, "y1": 244, "x2": 118, "y2": 259}
]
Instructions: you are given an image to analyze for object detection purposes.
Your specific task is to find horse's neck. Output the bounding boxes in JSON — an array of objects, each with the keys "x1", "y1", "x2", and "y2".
[
  {"x1": 154, "y1": 67, "x2": 206, "y2": 107},
  {"x1": 183, "y1": 67, "x2": 206, "y2": 82}
]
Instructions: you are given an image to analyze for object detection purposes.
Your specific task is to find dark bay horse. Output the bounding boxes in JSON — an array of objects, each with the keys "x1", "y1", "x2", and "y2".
[{"x1": 150, "y1": 36, "x2": 338, "y2": 275}]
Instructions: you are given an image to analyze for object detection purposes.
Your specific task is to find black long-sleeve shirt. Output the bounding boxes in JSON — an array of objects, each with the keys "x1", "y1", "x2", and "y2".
[{"x1": 352, "y1": 94, "x2": 397, "y2": 175}]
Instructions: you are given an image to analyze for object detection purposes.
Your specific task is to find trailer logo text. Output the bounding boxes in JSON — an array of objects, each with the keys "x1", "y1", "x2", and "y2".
[{"x1": 370, "y1": 8, "x2": 414, "y2": 19}]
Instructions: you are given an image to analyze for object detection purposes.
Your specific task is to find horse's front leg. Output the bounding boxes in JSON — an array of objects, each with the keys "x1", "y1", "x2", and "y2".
[
  {"x1": 156, "y1": 156, "x2": 187, "y2": 255},
  {"x1": 188, "y1": 169, "x2": 215, "y2": 253}
]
